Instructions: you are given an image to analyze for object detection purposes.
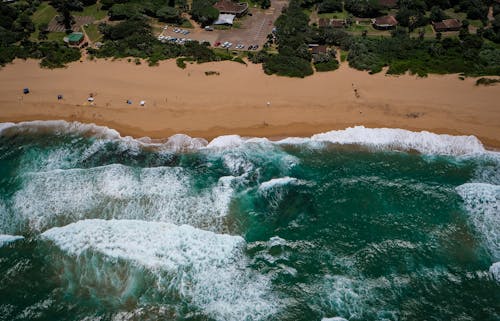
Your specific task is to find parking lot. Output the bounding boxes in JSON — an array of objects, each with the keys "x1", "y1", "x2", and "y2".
[{"x1": 157, "y1": 0, "x2": 287, "y2": 50}]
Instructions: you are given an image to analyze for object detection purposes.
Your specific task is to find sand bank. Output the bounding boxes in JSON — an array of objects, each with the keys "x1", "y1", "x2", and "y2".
[{"x1": 0, "y1": 59, "x2": 499, "y2": 147}]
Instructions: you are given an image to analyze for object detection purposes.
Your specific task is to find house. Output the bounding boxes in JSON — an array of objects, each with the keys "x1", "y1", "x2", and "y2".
[
  {"x1": 213, "y1": 0, "x2": 248, "y2": 17},
  {"x1": 432, "y1": 19, "x2": 462, "y2": 32},
  {"x1": 310, "y1": 45, "x2": 328, "y2": 55},
  {"x1": 65, "y1": 32, "x2": 84, "y2": 46},
  {"x1": 318, "y1": 18, "x2": 346, "y2": 28},
  {"x1": 372, "y1": 15, "x2": 398, "y2": 30}
]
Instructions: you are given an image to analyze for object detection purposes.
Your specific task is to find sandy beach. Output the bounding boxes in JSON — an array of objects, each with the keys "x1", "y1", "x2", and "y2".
[{"x1": 0, "y1": 58, "x2": 499, "y2": 147}]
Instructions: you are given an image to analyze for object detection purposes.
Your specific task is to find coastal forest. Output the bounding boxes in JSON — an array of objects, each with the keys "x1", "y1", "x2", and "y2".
[{"x1": 1, "y1": 0, "x2": 500, "y2": 77}]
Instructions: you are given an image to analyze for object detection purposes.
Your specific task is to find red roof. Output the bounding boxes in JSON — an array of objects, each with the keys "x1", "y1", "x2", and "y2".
[
  {"x1": 373, "y1": 15, "x2": 398, "y2": 26},
  {"x1": 433, "y1": 19, "x2": 462, "y2": 31},
  {"x1": 213, "y1": 0, "x2": 248, "y2": 14},
  {"x1": 311, "y1": 45, "x2": 328, "y2": 54}
]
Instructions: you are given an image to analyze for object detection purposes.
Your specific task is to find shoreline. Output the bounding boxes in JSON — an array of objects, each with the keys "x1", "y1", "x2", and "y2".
[{"x1": 0, "y1": 59, "x2": 499, "y2": 148}]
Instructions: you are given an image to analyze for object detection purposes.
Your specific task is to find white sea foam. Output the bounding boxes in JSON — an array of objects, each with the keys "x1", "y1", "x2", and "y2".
[
  {"x1": 322, "y1": 318, "x2": 348, "y2": 321},
  {"x1": 283, "y1": 126, "x2": 486, "y2": 155},
  {"x1": 456, "y1": 183, "x2": 500, "y2": 260},
  {"x1": 41, "y1": 219, "x2": 277, "y2": 321},
  {"x1": 2, "y1": 121, "x2": 489, "y2": 156},
  {"x1": 489, "y1": 262, "x2": 500, "y2": 282},
  {"x1": 0, "y1": 234, "x2": 24, "y2": 247},
  {"x1": 258, "y1": 177, "x2": 303, "y2": 192},
  {"x1": 0, "y1": 120, "x2": 121, "y2": 139},
  {"x1": 11, "y1": 164, "x2": 235, "y2": 233}
]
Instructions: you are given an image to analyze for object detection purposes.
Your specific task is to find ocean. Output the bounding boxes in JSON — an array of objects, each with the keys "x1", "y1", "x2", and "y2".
[{"x1": 0, "y1": 121, "x2": 498, "y2": 321}]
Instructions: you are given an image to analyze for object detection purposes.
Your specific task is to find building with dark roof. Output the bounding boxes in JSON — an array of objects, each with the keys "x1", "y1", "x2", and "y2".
[
  {"x1": 432, "y1": 19, "x2": 462, "y2": 32},
  {"x1": 213, "y1": 0, "x2": 248, "y2": 17},
  {"x1": 372, "y1": 15, "x2": 398, "y2": 30}
]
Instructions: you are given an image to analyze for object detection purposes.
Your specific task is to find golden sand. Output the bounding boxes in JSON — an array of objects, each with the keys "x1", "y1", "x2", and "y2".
[{"x1": 0, "y1": 59, "x2": 499, "y2": 147}]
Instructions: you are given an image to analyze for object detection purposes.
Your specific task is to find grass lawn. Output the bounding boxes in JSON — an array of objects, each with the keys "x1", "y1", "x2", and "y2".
[
  {"x1": 30, "y1": 2, "x2": 58, "y2": 41},
  {"x1": 444, "y1": 9, "x2": 484, "y2": 27},
  {"x1": 47, "y1": 32, "x2": 66, "y2": 42},
  {"x1": 318, "y1": 9, "x2": 349, "y2": 19},
  {"x1": 71, "y1": 3, "x2": 108, "y2": 20},
  {"x1": 31, "y1": 2, "x2": 57, "y2": 26},
  {"x1": 83, "y1": 24, "x2": 102, "y2": 42}
]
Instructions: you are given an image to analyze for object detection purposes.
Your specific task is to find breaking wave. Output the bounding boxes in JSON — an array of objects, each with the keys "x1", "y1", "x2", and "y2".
[
  {"x1": 41, "y1": 219, "x2": 278, "y2": 321},
  {"x1": 0, "y1": 121, "x2": 490, "y2": 155},
  {"x1": 8, "y1": 164, "x2": 235, "y2": 233},
  {"x1": 0, "y1": 234, "x2": 24, "y2": 247}
]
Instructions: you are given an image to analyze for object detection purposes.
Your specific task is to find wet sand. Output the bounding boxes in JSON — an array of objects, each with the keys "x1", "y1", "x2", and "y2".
[{"x1": 0, "y1": 59, "x2": 499, "y2": 147}]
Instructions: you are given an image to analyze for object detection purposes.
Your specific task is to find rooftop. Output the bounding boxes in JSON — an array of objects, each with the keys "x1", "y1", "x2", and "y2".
[
  {"x1": 373, "y1": 15, "x2": 398, "y2": 26},
  {"x1": 213, "y1": 0, "x2": 248, "y2": 14},
  {"x1": 433, "y1": 19, "x2": 462, "y2": 30}
]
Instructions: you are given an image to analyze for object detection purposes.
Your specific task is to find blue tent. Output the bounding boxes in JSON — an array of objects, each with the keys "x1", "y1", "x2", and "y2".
[{"x1": 23, "y1": 88, "x2": 30, "y2": 94}]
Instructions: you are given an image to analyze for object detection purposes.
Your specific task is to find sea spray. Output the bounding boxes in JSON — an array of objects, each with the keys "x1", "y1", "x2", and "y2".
[{"x1": 0, "y1": 121, "x2": 499, "y2": 321}]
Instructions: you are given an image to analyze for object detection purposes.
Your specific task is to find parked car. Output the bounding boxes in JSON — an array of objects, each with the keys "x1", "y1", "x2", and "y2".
[
  {"x1": 204, "y1": 26, "x2": 214, "y2": 31},
  {"x1": 214, "y1": 41, "x2": 221, "y2": 47}
]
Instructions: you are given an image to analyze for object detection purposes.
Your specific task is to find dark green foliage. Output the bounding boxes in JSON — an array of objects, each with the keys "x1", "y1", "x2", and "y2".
[
  {"x1": 108, "y1": 3, "x2": 143, "y2": 20},
  {"x1": 347, "y1": 33, "x2": 500, "y2": 76},
  {"x1": 191, "y1": 0, "x2": 219, "y2": 26},
  {"x1": 458, "y1": 0, "x2": 488, "y2": 21},
  {"x1": 318, "y1": 0, "x2": 342, "y2": 14},
  {"x1": 261, "y1": 0, "x2": 313, "y2": 77},
  {"x1": 0, "y1": 2, "x2": 81, "y2": 68},
  {"x1": 263, "y1": 54, "x2": 314, "y2": 77},
  {"x1": 37, "y1": 41, "x2": 81, "y2": 68},
  {"x1": 429, "y1": 5, "x2": 447, "y2": 22},
  {"x1": 475, "y1": 77, "x2": 500, "y2": 86},
  {"x1": 314, "y1": 59, "x2": 339, "y2": 71},
  {"x1": 156, "y1": 6, "x2": 180, "y2": 23},
  {"x1": 344, "y1": 0, "x2": 381, "y2": 17}
]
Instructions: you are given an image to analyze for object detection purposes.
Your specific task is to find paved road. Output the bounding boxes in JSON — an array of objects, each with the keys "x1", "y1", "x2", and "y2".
[{"x1": 159, "y1": 0, "x2": 287, "y2": 50}]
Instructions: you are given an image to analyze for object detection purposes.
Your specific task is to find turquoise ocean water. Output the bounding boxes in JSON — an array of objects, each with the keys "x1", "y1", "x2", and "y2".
[{"x1": 0, "y1": 121, "x2": 499, "y2": 321}]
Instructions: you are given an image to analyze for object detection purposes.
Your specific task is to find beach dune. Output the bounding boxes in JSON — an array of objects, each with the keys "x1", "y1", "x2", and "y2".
[{"x1": 0, "y1": 59, "x2": 499, "y2": 147}]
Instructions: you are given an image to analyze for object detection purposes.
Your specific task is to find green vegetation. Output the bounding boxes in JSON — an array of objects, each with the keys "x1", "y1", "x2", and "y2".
[
  {"x1": 475, "y1": 77, "x2": 500, "y2": 86},
  {"x1": 191, "y1": 0, "x2": 218, "y2": 26},
  {"x1": 32, "y1": 2, "x2": 58, "y2": 25},
  {"x1": 71, "y1": 3, "x2": 107, "y2": 19},
  {"x1": 262, "y1": 0, "x2": 313, "y2": 77},
  {"x1": 88, "y1": 17, "x2": 222, "y2": 65},
  {"x1": 1, "y1": 1, "x2": 81, "y2": 68},
  {"x1": 83, "y1": 23, "x2": 101, "y2": 42},
  {"x1": 347, "y1": 30, "x2": 500, "y2": 76},
  {"x1": 314, "y1": 59, "x2": 339, "y2": 71}
]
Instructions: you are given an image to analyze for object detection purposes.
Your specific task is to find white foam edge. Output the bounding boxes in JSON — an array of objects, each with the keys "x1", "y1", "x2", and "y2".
[
  {"x1": 258, "y1": 177, "x2": 304, "y2": 192},
  {"x1": 41, "y1": 219, "x2": 277, "y2": 320},
  {"x1": 0, "y1": 234, "x2": 24, "y2": 247},
  {"x1": 490, "y1": 262, "x2": 500, "y2": 282},
  {"x1": 0, "y1": 121, "x2": 490, "y2": 156}
]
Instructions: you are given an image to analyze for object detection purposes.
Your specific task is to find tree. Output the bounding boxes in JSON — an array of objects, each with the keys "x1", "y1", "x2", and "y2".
[
  {"x1": 318, "y1": 0, "x2": 342, "y2": 14},
  {"x1": 156, "y1": 6, "x2": 180, "y2": 22},
  {"x1": 429, "y1": 5, "x2": 446, "y2": 22},
  {"x1": 191, "y1": 0, "x2": 219, "y2": 26},
  {"x1": 345, "y1": 0, "x2": 381, "y2": 17}
]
